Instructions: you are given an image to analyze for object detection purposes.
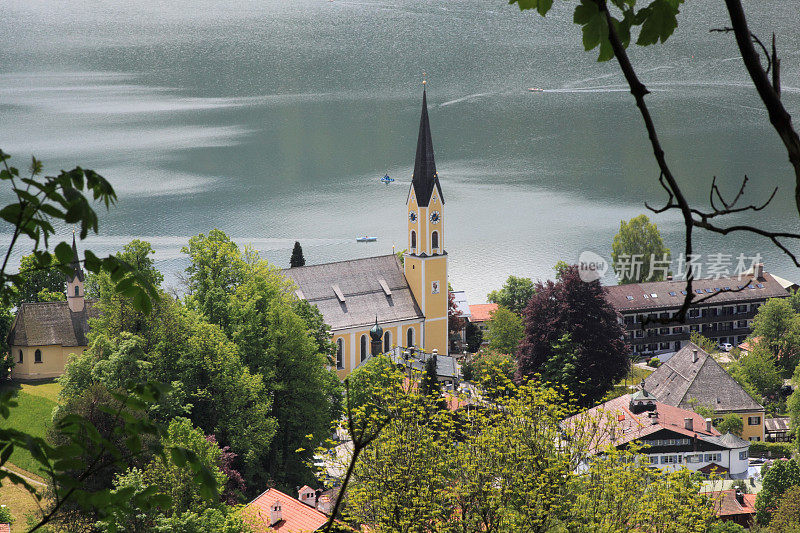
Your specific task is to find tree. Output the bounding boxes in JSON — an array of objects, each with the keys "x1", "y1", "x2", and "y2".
[
  {"x1": 464, "y1": 321, "x2": 483, "y2": 353},
  {"x1": 751, "y1": 298, "x2": 800, "y2": 375},
  {"x1": 470, "y1": 352, "x2": 516, "y2": 399},
  {"x1": 690, "y1": 332, "x2": 719, "y2": 355},
  {"x1": 611, "y1": 214, "x2": 670, "y2": 284},
  {"x1": 448, "y1": 290, "x2": 466, "y2": 353},
  {"x1": 516, "y1": 265, "x2": 629, "y2": 406},
  {"x1": 767, "y1": 485, "x2": 800, "y2": 533},
  {"x1": 419, "y1": 356, "x2": 441, "y2": 399},
  {"x1": 727, "y1": 343, "x2": 783, "y2": 402},
  {"x1": 11, "y1": 252, "x2": 67, "y2": 305},
  {"x1": 487, "y1": 275, "x2": 535, "y2": 315},
  {"x1": 485, "y1": 306, "x2": 524, "y2": 355},
  {"x1": 756, "y1": 458, "x2": 800, "y2": 525},
  {"x1": 717, "y1": 413, "x2": 744, "y2": 437},
  {"x1": 290, "y1": 241, "x2": 305, "y2": 268}
]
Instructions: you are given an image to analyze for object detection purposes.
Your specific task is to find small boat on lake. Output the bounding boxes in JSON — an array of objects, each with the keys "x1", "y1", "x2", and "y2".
[
  {"x1": 527, "y1": 87, "x2": 543, "y2": 92},
  {"x1": 356, "y1": 236, "x2": 377, "y2": 242},
  {"x1": 380, "y1": 174, "x2": 394, "y2": 183}
]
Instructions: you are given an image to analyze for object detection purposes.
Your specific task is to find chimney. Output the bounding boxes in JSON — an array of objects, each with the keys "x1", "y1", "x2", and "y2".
[
  {"x1": 755, "y1": 263, "x2": 764, "y2": 279},
  {"x1": 298, "y1": 486, "x2": 317, "y2": 508},
  {"x1": 692, "y1": 349, "x2": 698, "y2": 363},
  {"x1": 705, "y1": 418, "x2": 712, "y2": 433},
  {"x1": 270, "y1": 501, "x2": 283, "y2": 526},
  {"x1": 684, "y1": 417, "x2": 694, "y2": 431},
  {"x1": 735, "y1": 489, "x2": 745, "y2": 506}
]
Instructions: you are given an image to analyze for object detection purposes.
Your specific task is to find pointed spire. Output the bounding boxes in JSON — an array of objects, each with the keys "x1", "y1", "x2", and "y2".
[
  {"x1": 411, "y1": 86, "x2": 444, "y2": 207},
  {"x1": 69, "y1": 232, "x2": 84, "y2": 282}
]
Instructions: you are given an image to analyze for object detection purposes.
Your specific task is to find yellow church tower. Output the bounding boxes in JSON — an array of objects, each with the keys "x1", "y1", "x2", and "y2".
[{"x1": 404, "y1": 86, "x2": 449, "y2": 355}]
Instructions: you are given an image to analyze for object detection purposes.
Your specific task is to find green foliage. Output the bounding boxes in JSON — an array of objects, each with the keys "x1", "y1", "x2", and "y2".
[
  {"x1": 647, "y1": 357, "x2": 660, "y2": 368},
  {"x1": 767, "y1": 485, "x2": 800, "y2": 533},
  {"x1": 610, "y1": 214, "x2": 671, "y2": 283},
  {"x1": 152, "y1": 507, "x2": 251, "y2": 533},
  {"x1": 691, "y1": 332, "x2": 719, "y2": 355},
  {"x1": 688, "y1": 398, "x2": 716, "y2": 420},
  {"x1": 717, "y1": 413, "x2": 744, "y2": 437},
  {"x1": 756, "y1": 458, "x2": 800, "y2": 525},
  {"x1": 0, "y1": 305, "x2": 13, "y2": 380},
  {"x1": 343, "y1": 368, "x2": 714, "y2": 532},
  {"x1": 419, "y1": 356, "x2": 442, "y2": 399},
  {"x1": 706, "y1": 520, "x2": 747, "y2": 533},
  {"x1": 0, "y1": 386, "x2": 57, "y2": 474},
  {"x1": 289, "y1": 241, "x2": 305, "y2": 268},
  {"x1": 470, "y1": 352, "x2": 516, "y2": 399},
  {"x1": 486, "y1": 275, "x2": 535, "y2": 315},
  {"x1": 12, "y1": 253, "x2": 66, "y2": 305},
  {"x1": 485, "y1": 306, "x2": 524, "y2": 354},
  {"x1": 0, "y1": 505, "x2": 11, "y2": 524},
  {"x1": 748, "y1": 441, "x2": 794, "y2": 459},
  {"x1": 464, "y1": 321, "x2": 483, "y2": 354},
  {"x1": 727, "y1": 343, "x2": 783, "y2": 402},
  {"x1": 752, "y1": 298, "x2": 800, "y2": 375},
  {"x1": 510, "y1": 0, "x2": 685, "y2": 62}
]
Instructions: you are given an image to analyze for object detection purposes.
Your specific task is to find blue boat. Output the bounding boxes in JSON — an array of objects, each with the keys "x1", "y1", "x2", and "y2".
[
  {"x1": 356, "y1": 236, "x2": 377, "y2": 242},
  {"x1": 380, "y1": 174, "x2": 394, "y2": 183}
]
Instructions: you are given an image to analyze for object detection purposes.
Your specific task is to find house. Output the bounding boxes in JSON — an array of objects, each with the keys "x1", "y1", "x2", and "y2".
[
  {"x1": 6, "y1": 237, "x2": 97, "y2": 380},
  {"x1": 565, "y1": 390, "x2": 750, "y2": 478},
  {"x1": 387, "y1": 346, "x2": 460, "y2": 388},
  {"x1": 644, "y1": 343, "x2": 765, "y2": 441},
  {"x1": 467, "y1": 303, "x2": 497, "y2": 339},
  {"x1": 244, "y1": 487, "x2": 330, "y2": 532},
  {"x1": 282, "y1": 89, "x2": 449, "y2": 378},
  {"x1": 604, "y1": 264, "x2": 789, "y2": 359},
  {"x1": 701, "y1": 489, "x2": 756, "y2": 528},
  {"x1": 765, "y1": 417, "x2": 791, "y2": 442}
]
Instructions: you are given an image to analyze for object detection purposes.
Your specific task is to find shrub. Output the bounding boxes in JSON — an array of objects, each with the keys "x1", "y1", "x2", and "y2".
[
  {"x1": 647, "y1": 357, "x2": 660, "y2": 368},
  {"x1": 749, "y1": 441, "x2": 794, "y2": 459}
]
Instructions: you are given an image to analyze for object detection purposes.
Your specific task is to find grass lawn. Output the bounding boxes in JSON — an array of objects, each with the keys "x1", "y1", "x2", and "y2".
[
  {"x1": 0, "y1": 380, "x2": 61, "y2": 476},
  {"x1": 0, "y1": 475, "x2": 45, "y2": 532}
]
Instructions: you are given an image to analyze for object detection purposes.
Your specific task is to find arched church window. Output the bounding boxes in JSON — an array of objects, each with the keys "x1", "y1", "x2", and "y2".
[
  {"x1": 74, "y1": 285, "x2": 80, "y2": 296},
  {"x1": 431, "y1": 231, "x2": 439, "y2": 249},
  {"x1": 18, "y1": 350, "x2": 22, "y2": 363},
  {"x1": 407, "y1": 327, "x2": 414, "y2": 348},
  {"x1": 411, "y1": 231, "x2": 416, "y2": 250},
  {"x1": 336, "y1": 338, "x2": 344, "y2": 369},
  {"x1": 384, "y1": 331, "x2": 391, "y2": 352},
  {"x1": 360, "y1": 335, "x2": 368, "y2": 362},
  {"x1": 34, "y1": 349, "x2": 42, "y2": 363}
]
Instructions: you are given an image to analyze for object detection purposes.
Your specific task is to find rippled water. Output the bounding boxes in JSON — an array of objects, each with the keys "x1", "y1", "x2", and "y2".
[{"x1": 1, "y1": 0, "x2": 799, "y2": 301}]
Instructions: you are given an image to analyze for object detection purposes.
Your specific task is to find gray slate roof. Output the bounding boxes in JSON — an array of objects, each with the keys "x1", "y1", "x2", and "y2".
[
  {"x1": 604, "y1": 272, "x2": 788, "y2": 312},
  {"x1": 7, "y1": 300, "x2": 98, "y2": 347},
  {"x1": 704, "y1": 432, "x2": 750, "y2": 449},
  {"x1": 643, "y1": 342, "x2": 763, "y2": 413},
  {"x1": 281, "y1": 255, "x2": 424, "y2": 331}
]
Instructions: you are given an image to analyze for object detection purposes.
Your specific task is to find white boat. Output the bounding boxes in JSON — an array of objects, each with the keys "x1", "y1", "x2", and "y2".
[
  {"x1": 527, "y1": 87, "x2": 543, "y2": 92},
  {"x1": 356, "y1": 236, "x2": 377, "y2": 242}
]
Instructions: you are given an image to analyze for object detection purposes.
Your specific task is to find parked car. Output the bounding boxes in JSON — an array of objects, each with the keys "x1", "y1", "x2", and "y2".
[{"x1": 718, "y1": 343, "x2": 733, "y2": 352}]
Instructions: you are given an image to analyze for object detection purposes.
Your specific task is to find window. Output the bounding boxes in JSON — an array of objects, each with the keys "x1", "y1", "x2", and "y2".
[
  {"x1": 411, "y1": 231, "x2": 416, "y2": 249},
  {"x1": 18, "y1": 350, "x2": 22, "y2": 363},
  {"x1": 749, "y1": 436, "x2": 761, "y2": 442},
  {"x1": 634, "y1": 330, "x2": 644, "y2": 338},
  {"x1": 74, "y1": 285, "x2": 79, "y2": 296},
  {"x1": 705, "y1": 288, "x2": 713, "y2": 293},
  {"x1": 757, "y1": 283, "x2": 764, "y2": 288},
  {"x1": 704, "y1": 453, "x2": 722, "y2": 462},
  {"x1": 661, "y1": 455, "x2": 676, "y2": 464},
  {"x1": 431, "y1": 231, "x2": 439, "y2": 249},
  {"x1": 748, "y1": 416, "x2": 761, "y2": 426},
  {"x1": 336, "y1": 339, "x2": 344, "y2": 370},
  {"x1": 651, "y1": 293, "x2": 658, "y2": 298},
  {"x1": 650, "y1": 456, "x2": 658, "y2": 464},
  {"x1": 739, "y1": 451, "x2": 748, "y2": 460},
  {"x1": 680, "y1": 290, "x2": 687, "y2": 295},
  {"x1": 407, "y1": 327, "x2": 414, "y2": 348},
  {"x1": 689, "y1": 309, "x2": 700, "y2": 318},
  {"x1": 360, "y1": 335, "x2": 368, "y2": 362},
  {"x1": 383, "y1": 331, "x2": 391, "y2": 352},
  {"x1": 643, "y1": 294, "x2": 649, "y2": 299},
  {"x1": 724, "y1": 286, "x2": 731, "y2": 291},
  {"x1": 695, "y1": 289, "x2": 704, "y2": 294},
  {"x1": 668, "y1": 291, "x2": 677, "y2": 296},
  {"x1": 34, "y1": 349, "x2": 42, "y2": 363},
  {"x1": 626, "y1": 295, "x2": 634, "y2": 300}
]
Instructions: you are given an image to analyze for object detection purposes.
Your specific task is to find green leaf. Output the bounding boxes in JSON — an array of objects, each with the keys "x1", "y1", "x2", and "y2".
[
  {"x1": 636, "y1": 0, "x2": 679, "y2": 46},
  {"x1": 510, "y1": 0, "x2": 554, "y2": 16},
  {"x1": 55, "y1": 241, "x2": 75, "y2": 266}
]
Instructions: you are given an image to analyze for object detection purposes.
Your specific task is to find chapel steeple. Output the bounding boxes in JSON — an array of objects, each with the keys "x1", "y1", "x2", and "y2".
[
  {"x1": 410, "y1": 88, "x2": 444, "y2": 208},
  {"x1": 66, "y1": 233, "x2": 85, "y2": 313}
]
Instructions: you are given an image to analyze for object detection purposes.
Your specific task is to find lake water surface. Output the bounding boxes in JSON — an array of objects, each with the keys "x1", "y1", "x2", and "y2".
[{"x1": 2, "y1": 0, "x2": 800, "y2": 302}]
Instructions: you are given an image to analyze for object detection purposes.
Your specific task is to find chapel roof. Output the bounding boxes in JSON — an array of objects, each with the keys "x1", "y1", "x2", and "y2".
[{"x1": 7, "y1": 300, "x2": 98, "y2": 347}]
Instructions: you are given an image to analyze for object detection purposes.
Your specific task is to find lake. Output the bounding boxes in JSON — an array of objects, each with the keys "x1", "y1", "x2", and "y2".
[{"x1": 2, "y1": 0, "x2": 799, "y2": 302}]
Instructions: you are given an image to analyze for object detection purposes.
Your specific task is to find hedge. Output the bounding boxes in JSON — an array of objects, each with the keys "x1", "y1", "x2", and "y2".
[{"x1": 749, "y1": 441, "x2": 794, "y2": 459}]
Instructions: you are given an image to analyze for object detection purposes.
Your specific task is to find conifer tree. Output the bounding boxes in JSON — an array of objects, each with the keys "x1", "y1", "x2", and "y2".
[
  {"x1": 419, "y1": 356, "x2": 441, "y2": 398},
  {"x1": 290, "y1": 241, "x2": 305, "y2": 267}
]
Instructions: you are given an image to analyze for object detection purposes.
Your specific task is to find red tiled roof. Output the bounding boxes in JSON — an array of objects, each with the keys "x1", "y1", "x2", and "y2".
[
  {"x1": 0, "y1": 524, "x2": 9, "y2": 533},
  {"x1": 245, "y1": 487, "x2": 329, "y2": 532},
  {"x1": 564, "y1": 393, "x2": 720, "y2": 454},
  {"x1": 468, "y1": 304, "x2": 498, "y2": 322},
  {"x1": 701, "y1": 489, "x2": 757, "y2": 517}
]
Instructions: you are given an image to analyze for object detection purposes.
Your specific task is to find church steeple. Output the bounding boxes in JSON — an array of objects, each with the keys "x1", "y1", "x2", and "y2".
[
  {"x1": 68, "y1": 233, "x2": 84, "y2": 283},
  {"x1": 66, "y1": 233, "x2": 85, "y2": 312},
  {"x1": 411, "y1": 88, "x2": 444, "y2": 207}
]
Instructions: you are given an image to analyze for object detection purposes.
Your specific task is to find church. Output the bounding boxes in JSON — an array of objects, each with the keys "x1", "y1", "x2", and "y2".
[{"x1": 283, "y1": 88, "x2": 449, "y2": 378}]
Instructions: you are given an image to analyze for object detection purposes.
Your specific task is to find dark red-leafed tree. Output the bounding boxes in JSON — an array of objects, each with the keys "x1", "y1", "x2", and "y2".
[
  {"x1": 516, "y1": 265, "x2": 629, "y2": 407},
  {"x1": 448, "y1": 291, "x2": 466, "y2": 353}
]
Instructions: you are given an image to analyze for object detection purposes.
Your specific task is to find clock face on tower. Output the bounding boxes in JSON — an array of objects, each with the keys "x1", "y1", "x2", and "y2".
[
  {"x1": 430, "y1": 211, "x2": 440, "y2": 224},
  {"x1": 409, "y1": 211, "x2": 417, "y2": 222}
]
